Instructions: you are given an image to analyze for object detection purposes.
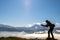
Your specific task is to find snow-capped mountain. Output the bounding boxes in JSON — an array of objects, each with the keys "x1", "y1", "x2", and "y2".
[{"x1": 0, "y1": 24, "x2": 60, "y2": 33}]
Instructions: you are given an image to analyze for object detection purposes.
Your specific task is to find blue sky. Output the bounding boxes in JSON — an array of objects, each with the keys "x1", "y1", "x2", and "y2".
[{"x1": 0, "y1": 0, "x2": 60, "y2": 26}]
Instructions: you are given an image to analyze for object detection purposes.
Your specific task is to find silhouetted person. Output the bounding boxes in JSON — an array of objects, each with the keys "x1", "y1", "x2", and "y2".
[{"x1": 41, "y1": 20, "x2": 55, "y2": 39}]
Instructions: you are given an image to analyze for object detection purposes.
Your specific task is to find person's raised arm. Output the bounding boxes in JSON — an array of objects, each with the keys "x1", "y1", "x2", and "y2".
[{"x1": 41, "y1": 24, "x2": 48, "y2": 27}]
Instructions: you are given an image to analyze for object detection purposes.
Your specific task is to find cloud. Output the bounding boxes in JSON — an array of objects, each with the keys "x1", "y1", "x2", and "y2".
[
  {"x1": 25, "y1": 22, "x2": 41, "y2": 27},
  {"x1": 25, "y1": 24, "x2": 33, "y2": 27},
  {"x1": 1, "y1": 22, "x2": 59, "y2": 27},
  {"x1": 56, "y1": 23, "x2": 60, "y2": 27},
  {"x1": 42, "y1": 22, "x2": 46, "y2": 25},
  {"x1": 35, "y1": 22, "x2": 41, "y2": 25},
  {"x1": 0, "y1": 22, "x2": 44, "y2": 27}
]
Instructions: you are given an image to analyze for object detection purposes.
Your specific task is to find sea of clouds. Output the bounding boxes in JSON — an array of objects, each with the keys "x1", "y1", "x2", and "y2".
[{"x1": 0, "y1": 31, "x2": 60, "y2": 40}]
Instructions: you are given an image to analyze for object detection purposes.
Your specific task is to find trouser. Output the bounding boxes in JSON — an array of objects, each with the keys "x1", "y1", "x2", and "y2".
[{"x1": 48, "y1": 28, "x2": 54, "y2": 38}]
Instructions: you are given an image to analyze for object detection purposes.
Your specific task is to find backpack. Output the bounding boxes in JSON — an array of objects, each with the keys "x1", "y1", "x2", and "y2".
[{"x1": 52, "y1": 24, "x2": 55, "y2": 27}]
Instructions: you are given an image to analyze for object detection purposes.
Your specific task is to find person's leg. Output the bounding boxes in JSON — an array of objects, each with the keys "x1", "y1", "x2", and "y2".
[
  {"x1": 48, "y1": 29, "x2": 50, "y2": 38},
  {"x1": 51, "y1": 29, "x2": 54, "y2": 39}
]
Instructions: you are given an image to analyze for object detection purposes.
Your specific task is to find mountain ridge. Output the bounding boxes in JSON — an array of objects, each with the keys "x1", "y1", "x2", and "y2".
[{"x1": 0, "y1": 24, "x2": 60, "y2": 33}]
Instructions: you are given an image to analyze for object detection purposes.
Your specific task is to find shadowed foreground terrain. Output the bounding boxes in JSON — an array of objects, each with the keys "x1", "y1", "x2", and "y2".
[{"x1": 0, "y1": 37, "x2": 57, "y2": 40}]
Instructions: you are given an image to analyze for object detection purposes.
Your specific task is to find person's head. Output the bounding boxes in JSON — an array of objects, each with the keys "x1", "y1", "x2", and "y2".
[{"x1": 46, "y1": 20, "x2": 50, "y2": 23}]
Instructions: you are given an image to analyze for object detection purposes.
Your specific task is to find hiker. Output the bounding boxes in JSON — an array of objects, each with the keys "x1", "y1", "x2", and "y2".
[{"x1": 41, "y1": 20, "x2": 55, "y2": 39}]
